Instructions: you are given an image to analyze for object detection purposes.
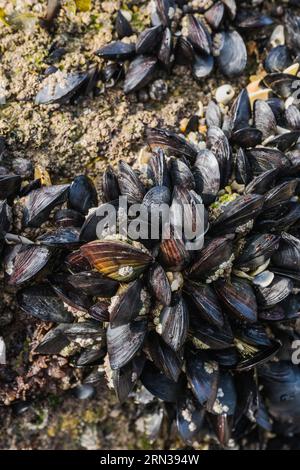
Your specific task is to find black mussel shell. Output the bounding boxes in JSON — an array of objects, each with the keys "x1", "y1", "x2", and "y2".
[
  {"x1": 63, "y1": 320, "x2": 103, "y2": 339},
  {"x1": 215, "y1": 278, "x2": 257, "y2": 324},
  {"x1": 208, "y1": 371, "x2": 237, "y2": 446},
  {"x1": 76, "y1": 347, "x2": 106, "y2": 367},
  {"x1": 136, "y1": 25, "x2": 163, "y2": 55},
  {"x1": 271, "y1": 232, "x2": 300, "y2": 278},
  {"x1": 185, "y1": 351, "x2": 219, "y2": 409},
  {"x1": 37, "y1": 227, "x2": 81, "y2": 248},
  {"x1": 187, "y1": 15, "x2": 211, "y2": 55},
  {"x1": 17, "y1": 284, "x2": 73, "y2": 323},
  {"x1": 262, "y1": 73, "x2": 300, "y2": 99},
  {"x1": 263, "y1": 180, "x2": 298, "y2": 211},
  {"x1": 35, "y1": 324, "x2": 70, "y2": 355},
  {"x1": 140, "y1": 361, "x2": 184, "y2": 403},
  {"x1": 256, "y1": 275, "x2": 293, "y2": 308},
  {"x1": 254, "y1": 100, "x2": 277, "y2": 140},
  {"x1": 267, "y1": 131, "x2": 300, "y2": 152},
  {"x1": 285, "y1": 11, "x2": 300, "y2": 53},
  {"x1": 206, "y1": 100, "x2": 222, "y2": 129},
  {"x1": 217, "y1": 31, "x2": 247, "y2": 77},
  {"x1": 231, "y1": 128, "x2": 263, "y2": 148},
  {"x1": 193, "y1": 150, "x2": 220, "y2": 204},
  {"x1": 8, "y1": 244, "x2": 52, "y2": 287},
  {"x1": 286, "y1": 105, "x2": 300, "y2": 131},
  {"x1": 113, "y1": 354, "x2": 146, "y2": 403},
  {"x1": 159, "y1": 294, "x2": 189, "y2": 352},
  {"x1": 54, "y1": 209, "x2": 85, "y2": 228},
  {"x1": 236, "y1": 10, "x2": 273, "y2": 29},
  {"x1": 89, "y1": 300, "x2": 110, "y2": 322},
  {"x1": 236, "y1": 340, "x2": 281, "y2": 372},
  {"x1": 191, "y1": 318, "x2": 234, "y2": 350},
  {"x1": 49, "y1": 273, "x2": 93, "y2": 312},
  {"x1": 175, "y1": 36, "x2": 195, "y2": 65},
  {"x1": 124, "y1": 55, "x2": 158, "y2": 94},
  {"x1": 159, "y1": 231, "x2": 191, "y2": 271},
  {"x1": 246, "y1": 147, "x2": 290, "y2": 175},
  {"x1": 147, "y1": 331, "x2": 182, "y2": 382},
  {"x1": 189, "y1": 236, "x2": 233, "y2": 281},
  {"x1": 148, "y1": 262, "x2": 171, "y2": 306},
  {"x1": 102, "y1": 166, "x2": 120, "y2": 202},
  {"x1": 149, "y1": 149, "x2": 170, "y2": 187},
  {"x1": 109, "y1": 279, "x2": 144, "y2": 328},
  {"x1": 142, "y1": 185, "x2": 171, "y2": 210},
  {"x1": 115, "y1": 10, "x2": 133, "y2": 39},
  {"x1": 264, "y1": 46, "x2": 293, "y2": 74},
  {"x1": 245, "y1": 169, "x2": 278, "y2": 195},
  {"x1": 96, "y1": 41, "x2": 136, "y2": 60},
  {"x1": 0, "y1": 200, "x2": 12, "y2": 232},
  {"x1": 107, "y1": 317, "x2": 148, "y2": 370},
  {"x1": 184, "y1": 280, "x2": 224, "y2": 328},
  {"x1": 0, "y1": 174, "x2": 21, "y2": 200},
  {"x1": 211, "y1": 194, "x2": 265, "y2": 235},
  {"x1": 79, "y1": 201, "x2": 119, "y2": 242},
  {"x1": 23, "y1": 184, "x2": 69, "y2": 227},
  {"x1": 170, "y1": 158, "x2": 195, "y2": 190},
  {"x1": 204, "y1": 1, "x2": 225, "y2": 30},
  {"x1": 229, "y1": 89, "x2": 251, "y2": 133},
  {"x1": 68, "y1": 175, "x2": 98, "y2": 215},
  {"x1": 235, "y1": 233, "x2": 279, "y2": 271},
  {"x1": 192, "y1": 53, "x2": 214, "y2": 80},
  {"x1": 235, "y1": 148, "x2": 252, "y2": 185},
  {"x1": 67, "y1": 271, "x2": 118, "y2": 297},
  {"x1": 65, "y1": 249, "x2": 91, "y2": 272},
  {"x1": 207, "y1": 126, "x2": 231, "y2": 187},
  {"x1": 158, "y1": 28, "x2": 173, "y2": 69},
  {"x1": 118, "y1": 160, "x2": 146, "y2": 204},
  {"x1": 35, "y1": 72, "x2": 88, "y2": 105},
  {"x1": 146, "y1": 127, "x2": 198, "y2": 163},
  {"x1": 176, "y1": 391, "x2": 205, "y2": 445},
  {"x1": 155, "y1": 0, "x2": 174, "y2": 27}
]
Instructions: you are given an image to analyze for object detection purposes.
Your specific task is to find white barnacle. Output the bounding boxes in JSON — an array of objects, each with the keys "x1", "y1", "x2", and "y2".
[{"x1": 118, "y1": 265, "x2": 134, "y2": 277}]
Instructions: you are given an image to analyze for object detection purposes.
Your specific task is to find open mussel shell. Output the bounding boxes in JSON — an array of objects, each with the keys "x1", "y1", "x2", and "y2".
[
  {"x1": 211, "y1": 194, "x2": 264, "y2": 235},
  {"x1": 193, "y1": 150, "x2": 220, "y2": 204},
  {"x1": 256, "y1": 275, "x2": 293, "y2": 308},
  {"x1": 184, "y1": 280, "x2": 224, "y2": 328},
  {"x1": 0, "y1": 174, "x2": 21, "y2": 200},
  {"x1": 188, "y1": 236, "x2": 233, "y2": 281},
  {"x1": 67, "y1": 271, "x2": 118, "y2": 297},
  {"x1": 235, "y1": 233, "x2": 280, "y2": 271},
  {"x1": 159, "y1": 293, "x2": 188, "y2": 352},
  {"x1": 176, "y1": 391, "x2": 205, "y2": 445},
  {"x1": 112, "y1": 354, "x2": 146, "y2": 403},
  {"x1": 124, "y1": 55, "x2": 158, "y2": 94},
  {"x1": 8, "y1": 244, "x2": 52, "y2": 287},
  {"x1": 146, "y1": 127, "x2": 198, "y2": 163},
  {"x1": 215, "y1": 278, "x2": 257, "y2": 324},
  {"x1": 186, "y1": 351, "x2": 219, "y2": 410},
  {"x1": 140, "y1": 361, "x2": 184, "y2": 403},
  {"x1": 107, "y1": 317, "x2": 148, "y2": 370},
  {"x1": 81, "y1": 240, "x2": 153, "y2": 282},
  {"x1": 118, "y1": 160, "x2": 146, "y2": 204},
  {"x1": 35, "y1": 72, "x2": 88, "y2": 105},
  {"x1": 148, "y1": 262, "x2": 171, "y2": 306},
  {"x1": 235, "y1": 340, "x2": 281, "y2": 372},
  {"x1": 146, "y1": 331, "x2": 182, "y2": 382},
  {"x1": 109, "y1": 279, "x2": 145, "y2": 328},
  {"x1": 49, "y1": 273, "x2": 93, "y2": 312},
  {"x1": 217, "y1": 31, "x2": 247, "y2": 77},
  {"x1": 96, "y1": 41, "x2": 136, "y2": 60},
  {"x1": 208, "y1": 371, "x2": 237, "y2": 446},
  {"x1": 23, "y1": 184, "x2": 69, "y2": 227},
  {"x1": 262, "y1": 73, "x2": 300, "y2": 99},
  {"x1": 17, "y1": 284, "x2": 73, "y2": 323},
  {"x1": 267, "y1": 131, "x2": 300, "y2": 153},
  {"x1": 68, "y1": 175, "x2": 98, "y2": 215}
]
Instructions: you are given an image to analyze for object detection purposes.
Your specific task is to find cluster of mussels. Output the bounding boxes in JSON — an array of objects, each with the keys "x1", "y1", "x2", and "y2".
[
  {"x1": 3, "y1": 68, "x2": 300, "y2": 446},
  {"x1": 36, "y1": 0, "x2": 277, "y2": 105}
]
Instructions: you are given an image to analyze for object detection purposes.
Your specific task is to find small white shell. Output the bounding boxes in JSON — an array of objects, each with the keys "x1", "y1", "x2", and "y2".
[
  {"x1": 270, "y1": 25, "x2": 285, "y2": 48},
  {"x1": 253, "y1": 271, "x2": 274, "y2": 288},
  {"x1": 215, "y1": 84, "x2": 235, "y2": 105}
]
